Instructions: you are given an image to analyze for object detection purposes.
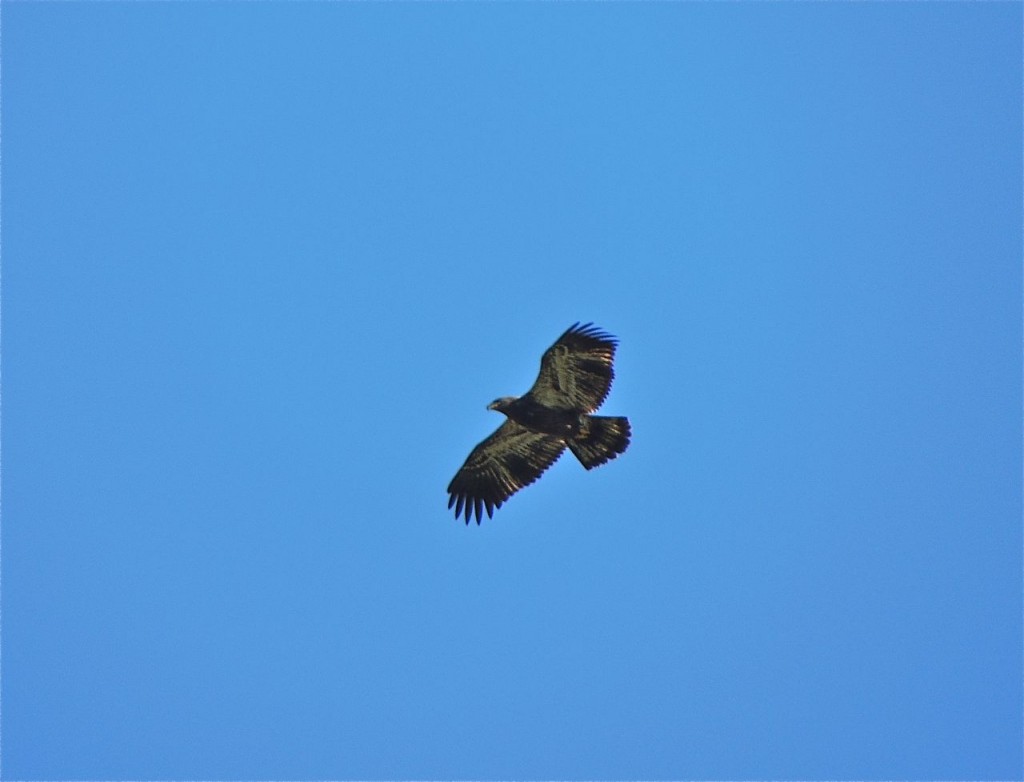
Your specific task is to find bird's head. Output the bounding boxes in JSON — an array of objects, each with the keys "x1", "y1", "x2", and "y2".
[{"x1": 487, "y1": 396, "x2": 518, "y2": 413}]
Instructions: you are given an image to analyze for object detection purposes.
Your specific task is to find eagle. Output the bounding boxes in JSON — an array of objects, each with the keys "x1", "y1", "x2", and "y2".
[{"x1": 447, "y1": 322, "x2": 631, "y2": 524}]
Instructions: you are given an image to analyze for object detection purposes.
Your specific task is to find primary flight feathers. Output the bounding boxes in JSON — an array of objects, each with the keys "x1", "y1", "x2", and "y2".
[{"x1": 447, "y1": 322, "x2": 631, "y2": 524}]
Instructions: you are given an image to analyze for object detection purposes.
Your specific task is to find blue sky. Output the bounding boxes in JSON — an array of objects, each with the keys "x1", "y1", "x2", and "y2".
[{"x1": 3, "y1": 3, "x2": 1021, "y2": 779}]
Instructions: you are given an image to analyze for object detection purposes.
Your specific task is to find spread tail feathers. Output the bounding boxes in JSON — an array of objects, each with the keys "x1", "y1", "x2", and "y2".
[{"x1": 569, "y1": 416, "x2": 631, "y2": 470}]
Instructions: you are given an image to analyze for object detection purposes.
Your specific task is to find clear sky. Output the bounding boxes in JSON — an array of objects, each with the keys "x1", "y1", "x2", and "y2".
[{"x1": 3, "y1": 3, "x2": 1021, "y2": 779}]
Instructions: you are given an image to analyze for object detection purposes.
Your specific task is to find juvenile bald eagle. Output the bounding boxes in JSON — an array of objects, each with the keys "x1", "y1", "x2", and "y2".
[{"x1": 447, "y1": 322, "x2": 631, "y2": 524}]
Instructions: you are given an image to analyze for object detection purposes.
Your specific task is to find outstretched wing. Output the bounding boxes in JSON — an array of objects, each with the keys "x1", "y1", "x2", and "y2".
[
  {"x1": 527, "y1": 322, "x2": 618, "y2": 412},
  {"x1": 447, "y1": 420, "x2": 566, "y2": 524}
]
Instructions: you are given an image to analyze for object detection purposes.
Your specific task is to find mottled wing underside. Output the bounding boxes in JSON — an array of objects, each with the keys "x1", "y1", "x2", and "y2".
[
  {"x1": 447, "y1": 419, "x2": 566, "y2": 524},
  {"x1": 529, "y1": 322, "x2": 618, "y2": 412}
]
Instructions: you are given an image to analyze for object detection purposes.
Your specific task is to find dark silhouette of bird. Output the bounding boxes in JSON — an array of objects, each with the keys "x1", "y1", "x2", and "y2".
[{"x1": 447, "y1": 322, "x2": 631, "y2": 524}]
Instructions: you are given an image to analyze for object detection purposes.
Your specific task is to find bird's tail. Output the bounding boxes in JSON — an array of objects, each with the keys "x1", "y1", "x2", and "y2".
[{"x1": 569, "y1": 416, "x2": 631, "y2": 470}]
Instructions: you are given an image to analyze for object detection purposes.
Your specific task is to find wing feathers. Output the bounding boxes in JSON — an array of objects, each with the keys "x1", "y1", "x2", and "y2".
[
  {"x1": 529, "y1": 322, "x2": 618, "y2": 412},
  {"x1": 447, "y1": 420, "x2": 566, "y2": 524}
]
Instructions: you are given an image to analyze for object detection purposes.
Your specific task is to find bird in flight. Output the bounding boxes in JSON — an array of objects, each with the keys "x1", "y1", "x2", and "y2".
[{"x1": 447, "y1": 322, "x2": 631, "y2": 524}]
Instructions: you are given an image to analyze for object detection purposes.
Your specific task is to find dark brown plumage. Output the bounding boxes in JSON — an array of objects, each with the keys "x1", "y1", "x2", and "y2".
[{"x1": 447, "y1": 322, "x2": 631, "y2": 524}]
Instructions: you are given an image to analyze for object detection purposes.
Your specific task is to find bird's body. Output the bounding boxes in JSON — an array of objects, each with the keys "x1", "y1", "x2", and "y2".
[
  {"x1": 447, "y1": 323, "x2": 631, "y2": 524},
  {"x1": 488, "y1": 395, "x2": 581, "y2": 437}
]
